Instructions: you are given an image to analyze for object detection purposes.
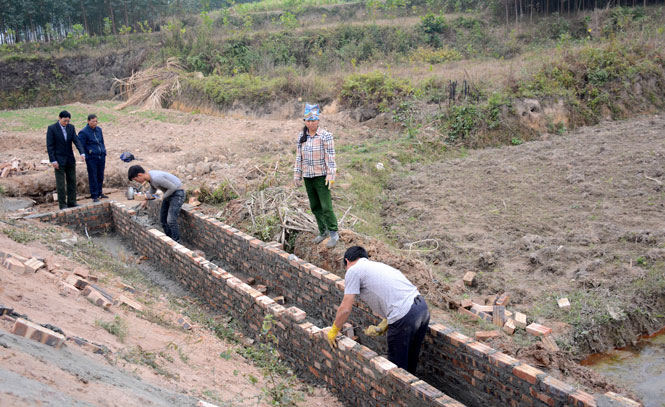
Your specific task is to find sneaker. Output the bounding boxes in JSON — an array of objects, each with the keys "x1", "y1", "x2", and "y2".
[
  {"x1": 93, "y1": 198, "x2": 100, "y2": 203},
  {"x1": 326, "y1": 231, "x2": 339, "y2": 248},
  {"x1": 312, "y1": 231, "x2": 329, "y2": 244},
  {"x1": 100, "y1": 194, "x2": 109, "y2": 199}
]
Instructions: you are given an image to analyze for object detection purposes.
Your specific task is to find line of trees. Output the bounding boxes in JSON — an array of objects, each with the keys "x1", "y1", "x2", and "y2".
[
  {"x1": 497, "y1": 0, "x2": 665, "y2": 23},
  {"x1": 0, "y1": 0, "x2": 241, "y2": 44},
  {"x1": 1, "y1": 0, "x2": 664, "y2": 44}
]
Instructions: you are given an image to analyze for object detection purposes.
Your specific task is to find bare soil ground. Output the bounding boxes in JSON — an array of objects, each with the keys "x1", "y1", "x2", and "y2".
[{"x1": 0, "y1": 223, "x2": 338, "y2": 407}]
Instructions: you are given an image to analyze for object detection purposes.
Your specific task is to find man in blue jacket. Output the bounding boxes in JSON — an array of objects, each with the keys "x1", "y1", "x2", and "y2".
[
  {"x1": 78, "y1": 114, "x2": 107, "y2": 202},
  {"x1": 46, "y1": 110, "x2": 85, "y2": 209}
]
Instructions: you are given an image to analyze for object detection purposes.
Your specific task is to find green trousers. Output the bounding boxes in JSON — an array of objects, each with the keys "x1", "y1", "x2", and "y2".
[
  {"x1": 304, "y1": 176, "x2": 338, "y2": 235},
  {"x1": 54, "y1": 163, "x2": 77, "y2": 209}
]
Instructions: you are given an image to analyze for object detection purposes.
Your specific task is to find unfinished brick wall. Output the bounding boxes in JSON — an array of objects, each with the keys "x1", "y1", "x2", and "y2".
[
  {"x1": 27, "y1": 201, "x2": 114, "y2": 235},
  {"x1": 110, "y1": 202, "x2": 461, "y2": 407},
  {"x1": 30, "y1": 201, "x2": 641, "y2": 407}
]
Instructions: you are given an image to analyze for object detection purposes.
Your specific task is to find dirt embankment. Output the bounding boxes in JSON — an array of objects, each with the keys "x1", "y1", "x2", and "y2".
[{"x1": 0, "y1": 50, "x2": 146, "y2": 110}]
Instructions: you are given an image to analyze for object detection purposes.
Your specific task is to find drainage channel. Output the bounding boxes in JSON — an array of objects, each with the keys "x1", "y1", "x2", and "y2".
[{"x1": 28, "y1": 201, "x2": 642, "y2": 407}]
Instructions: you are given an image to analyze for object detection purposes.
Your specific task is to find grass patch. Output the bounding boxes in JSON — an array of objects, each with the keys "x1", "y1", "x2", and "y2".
[
  {"x1": 118, "y1": 345, "x2": 178, "y2": 379},
  {"x1": 0, "y1": 104, "x2": 118, "y2": 132},
  {"x1": 96, "y1": 316, "x2": 129, "y2": 342},
  {"x1": 2, "y1": 227, "x2": 37, "y2": 244}
]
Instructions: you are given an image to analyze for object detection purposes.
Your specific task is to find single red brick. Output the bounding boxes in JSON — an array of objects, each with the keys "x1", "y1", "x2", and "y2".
[
  {"x1": 526, "y1": 323, "x2": 552, "y2": 337},
  {"x1": 569, "y1": 390, "x2": 597, "y2": 407},
  {"x1": 513, "y1": 363, "x2": 544, "y2": 385}
]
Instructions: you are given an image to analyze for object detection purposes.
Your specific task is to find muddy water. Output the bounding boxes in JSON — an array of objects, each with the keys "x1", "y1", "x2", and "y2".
[{"x1": 582, "y1": 331, "x2": 665, "y2": 407}]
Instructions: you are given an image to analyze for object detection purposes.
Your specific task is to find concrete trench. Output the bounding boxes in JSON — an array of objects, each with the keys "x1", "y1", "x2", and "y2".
[{"x1": 28, "y1": 201, "x2": 641, "y2": 407}]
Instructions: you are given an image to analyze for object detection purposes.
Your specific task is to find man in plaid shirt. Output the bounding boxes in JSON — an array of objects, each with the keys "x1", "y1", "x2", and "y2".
[{"x1": 294, "y1": 103, "x2": 339, "y2": 248}]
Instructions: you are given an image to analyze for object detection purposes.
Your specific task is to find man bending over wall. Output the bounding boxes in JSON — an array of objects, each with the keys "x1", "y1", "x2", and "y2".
[{"x1": 128, "y1": 165, "x2": 185, "y2": 243}]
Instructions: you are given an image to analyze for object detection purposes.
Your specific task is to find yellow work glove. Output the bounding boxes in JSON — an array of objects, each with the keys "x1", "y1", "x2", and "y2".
[
  {"x1": 327, "y1": 323, "x2": 340, "y2": 349},
  {"x1": 364, "y1": 318, "x2": 388, "y2": 337},
  {"x1": 325, "y1": 179, "x2": 335, "y2": 190}
]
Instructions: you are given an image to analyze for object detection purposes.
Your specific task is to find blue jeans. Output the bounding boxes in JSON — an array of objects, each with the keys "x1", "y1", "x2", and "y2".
[
  {"x1": 160, "y1": 190, "x2": 185, "y2": 242},
  {"x1": 85, "y1": 155, "x2": 106, "y2": 199},
  {"x1": 387, "y1": 295, "x2": 430, "y2": 374}
]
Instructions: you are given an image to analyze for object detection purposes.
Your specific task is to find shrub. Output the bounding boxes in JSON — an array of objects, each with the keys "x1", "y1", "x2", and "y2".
[
  {"x1": 410, "y1": 46, "x2": 462, "y2": 64},
  {"x1": 340, "y1": 72, "x2": 413, "y2": 109}
]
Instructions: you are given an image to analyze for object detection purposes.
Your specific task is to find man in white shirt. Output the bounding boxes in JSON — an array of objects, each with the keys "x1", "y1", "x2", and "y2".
[{"x1": 327, "y1": 246, "x2": 430, "y2": 374}]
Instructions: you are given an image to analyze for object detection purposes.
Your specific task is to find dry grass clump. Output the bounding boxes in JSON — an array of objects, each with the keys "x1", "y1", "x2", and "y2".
[{"x1": 112, "y1": 58, "x2": 184, "y2": 110}]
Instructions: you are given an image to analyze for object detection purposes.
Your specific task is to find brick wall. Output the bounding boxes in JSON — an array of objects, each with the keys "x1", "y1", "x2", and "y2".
[
  {"x1": 113, "y1": 202, "x2": 461, "y2": 407},
  {"x1": 27, "y1": 201, "x2": 114, "y2": 235},
  {"x1": 33, "y1": 201, "x2": 641, "y2": 407}
]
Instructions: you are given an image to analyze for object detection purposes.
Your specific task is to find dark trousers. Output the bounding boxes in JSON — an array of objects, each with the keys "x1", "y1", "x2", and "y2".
[
  {"x1": 387, "y1": 295, "x2": 430, "y2": 374},
  {"x1": 85, "y1": 155, "x2": 106, "y2": 199},
  {"x1": 160, "y1": 190, "x2": 185, "y2": 242},
  {"x1": 54, "y1": 163, "x2": 77, "y2": 209},
  {"x1": 304, "y1": 176, "x2": 338, "y2": 235}
]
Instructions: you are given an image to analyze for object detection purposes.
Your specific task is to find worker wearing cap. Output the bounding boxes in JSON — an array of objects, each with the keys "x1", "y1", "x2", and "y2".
[{"x1": 327, "y1": 246, "x2": 430, "y2": 374}]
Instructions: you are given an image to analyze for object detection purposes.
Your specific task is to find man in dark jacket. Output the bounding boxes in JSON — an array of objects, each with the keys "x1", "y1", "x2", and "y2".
[
  {"x1": 46, "y1": 110, "x2": 85, "y2": 209},
  {"x1": 78, "y1": 114, "x2": 107, "y2": 202}
]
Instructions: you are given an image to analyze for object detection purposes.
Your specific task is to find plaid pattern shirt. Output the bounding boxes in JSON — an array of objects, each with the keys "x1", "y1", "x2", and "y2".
[{"x1": 293, "y1": 128, "x2": 337, "y2": 181}]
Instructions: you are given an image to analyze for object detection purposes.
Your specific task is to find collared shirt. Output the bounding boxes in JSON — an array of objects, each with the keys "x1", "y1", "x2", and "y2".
[
  {"x1": 293, "y1": 128, "x2": 336, "y2": 181},
  {"x1": 343, "y1": 258, "x2": 420, "y2": 324},
  {"x1": 60, "y1": 124, "x2": 68, "y2": 141}
]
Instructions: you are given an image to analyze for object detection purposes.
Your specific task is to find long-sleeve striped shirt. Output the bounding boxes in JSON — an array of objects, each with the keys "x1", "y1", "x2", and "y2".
[{"x1": 293, "y1": 128, "x2": 337, "y2": 181}]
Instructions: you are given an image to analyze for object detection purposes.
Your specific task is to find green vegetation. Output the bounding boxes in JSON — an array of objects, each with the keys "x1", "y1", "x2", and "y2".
[
  {"x1": 96, "y1": 316, "x2": 129, "y2": 342},
  {"x1": 197, "y1": 182, "x2": 239, "y2": 205},
  {"x1": 2, "y1": 227, "x2": 37, "y2": 244},
  {"x1": 118, "y1": 345, "x2": 178, "y2": 379},
  {"x1": 0, "y1": 104, "x2": 118, "y2": 132},
  {"x1": 236, "y1": 315, "x2": 303, "y2": 406}
]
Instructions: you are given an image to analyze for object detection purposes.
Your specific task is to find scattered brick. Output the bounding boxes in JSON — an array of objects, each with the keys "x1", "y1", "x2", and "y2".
[
  {"x1": 66, "y1": 336, "x2": 105, "y2": 354},
  {"x1": 475, "y1": 330, "x2": 500, "y2": 341},
  {"x1": 471, "y1": 303, "x2": 494, "y2": 313},
  {"x1": 527, "y1": 323, "x2": 553, "y2": 337},
  {"x1": 541, "y1": 336, "x2": 560, "y2": 352},
  {"x1": 274, "y1": 296, "x2": 285, "y2": 305},
  {"x1": 460, "y1": 299, "x2": 473, "y2": 309},
  {"x1": 12, "y1": 318, "x2": 65, "y2": 349},
  {"x1": 463, "y1": 272, "x2": 477, "y2": 286},
  {"x1": 0, "y1": 305, "x2": 13, "y2": 316},
  {"x1": 514, "y1": 312, "x2": 527, "y2": 328},
  {"x1": 493, "y1": 305, "x2": 506, "y2": 327},
  {"x1": 2, "y1": 257, "x2": 26, "y2": 273},
  {"x1": 256, "y1": 284, "x2": 267, "y2": 294},
  {"x1": 73, "y1": 267, "x2": 89, "y2": 279},
  {"x1": 246, "y1": 277, "x2": 256, "y2": 285},
  {"x1": 495, "y1": 293, "x2": 510, "y2": 306},
  {"x1": 44, "y1": 255, "x2": 58, "y2": 272},
  {"x1": 503, "y1": 318, "x2": 516, "y2": 335},
  {"x1": 557, "y1": 298, "x2": 571, "y2": 310},
  {"x1": 24, "y1": 258, "x2": 45, "y2": 273},
  {"x1": 82, "y1": 287, "x2": 111, "y2": 309},
  {"x1": 59, "y1": 281, "x2": 80, "y2": 297},
  {"x1": 117, "y1": 295, "x2": 144, "y2": 312}
]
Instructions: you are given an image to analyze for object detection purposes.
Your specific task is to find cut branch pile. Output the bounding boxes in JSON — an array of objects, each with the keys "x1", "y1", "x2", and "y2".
[
  {"x1": 242, "y1": 186, "x2": 363, "y2": 244},
  {"x1": 111, "y1": 58, "x2": 183, "y2": 111}
]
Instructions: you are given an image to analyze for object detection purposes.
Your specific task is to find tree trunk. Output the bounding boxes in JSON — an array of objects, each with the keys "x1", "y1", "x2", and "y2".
[
  {"x1": 80, "y1": 0, "x2": 89, "y2": 34},
  {"x1": 106, "y1": 0, "x2": 117, "y2": 35},
  {"x1": 515, "y1": 0, "x2": 519, "y2": 24},
  {"x1": 123, "y1": 0, "x2": 129, "y2": 27}
]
